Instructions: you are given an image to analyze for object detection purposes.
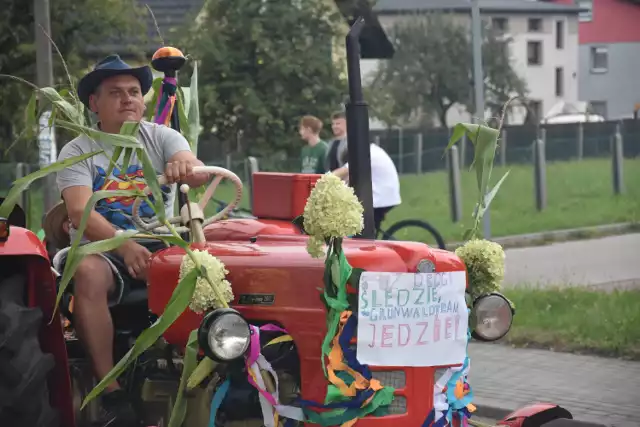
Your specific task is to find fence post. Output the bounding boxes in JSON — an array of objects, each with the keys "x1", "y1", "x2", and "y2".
[
  {"x1": 499, "y1": 128, "x2": 507, "y2": 167},
  {"x1": 533, "y1": 130, "x2": 547, "y2": 211},
  {"x1": 225, "y1": 153, "x2": 232, "y2": 170},
  {"x1": 415, "y1": 133, "x2": 423, "y2": 174},
  {"x1": 374, "y1": 135, "x2": 380, "y2": 146},
  {"x1": 398, "y1": 127, "x2": 404, "y2": 174},
  {"x1": 15, "y1": 163, "x2": 30, "y2": 216},
  {"x1": 613, "y1": 123, "x2": 625, "y2": 194},
  {"x1": 577, "y1": 122, "x2": 584, "y2": 160},
  {"x1": 244, "y1": 156, "x2": 259, "y2": 211},
  {"x1": 447, "y1": 145, "x2": 462, "y2": 223}
]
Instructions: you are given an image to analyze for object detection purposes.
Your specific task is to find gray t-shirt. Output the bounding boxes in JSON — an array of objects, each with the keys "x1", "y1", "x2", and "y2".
[{"x1": 56, "y1": 120, "x2": 191, "y2": 241}]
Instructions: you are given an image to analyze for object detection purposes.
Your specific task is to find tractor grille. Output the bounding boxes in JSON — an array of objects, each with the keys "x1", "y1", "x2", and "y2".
[{"x1": 347, "y1": 345, "x2": 408, "y2": 415}]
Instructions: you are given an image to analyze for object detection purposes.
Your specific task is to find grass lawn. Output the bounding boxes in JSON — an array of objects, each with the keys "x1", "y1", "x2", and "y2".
[
  {"x1": 15, "y1": 157, "x2": 640, "y2": 242},
  {"x1": 502, "y1": 286, "x2": 640, "y2": 360}
]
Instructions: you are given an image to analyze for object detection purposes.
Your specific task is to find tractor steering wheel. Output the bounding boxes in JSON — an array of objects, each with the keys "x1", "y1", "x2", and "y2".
[{"x1": 131, "y1": 165, "x2": 243, "y2": 235}]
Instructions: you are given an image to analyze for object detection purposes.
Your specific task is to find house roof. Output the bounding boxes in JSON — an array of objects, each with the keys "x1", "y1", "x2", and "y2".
[
  {"x1": 373, "y1": 0, "x2": 585, "y2": 14},
  {"x1": 86, "y1": 0, "x2": 393, "y2": 60}
]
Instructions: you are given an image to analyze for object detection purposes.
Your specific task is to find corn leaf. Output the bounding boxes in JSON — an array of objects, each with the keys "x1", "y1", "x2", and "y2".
[
  {"x1": 105, "y1": 121, "x2": 140, "y2": 177},
  {"x1": 187, "y1": 61, "x2": 200, "y2": 154},
  {"x1": 137, "y1": 147, "x2": 166, "y2": 222},
  {"x1": 168, "y1": 330, "x2": 200, "y2": 427},
  {"x1": 0, "y1": 150, "x2": 103, "y2": 218},
  {"x1": 477, "y1": 170, "x2": 510, "y2": 219},
  {"x1": 146, "y1": 77, "x2": 164, "y2": 121},
  {"x1": 38, "y1": 87, "x2": 84, "y2": 123},
  {"x1": 53, "y1": 229, "x2": 139, "y2": 318},
  {"x1": 55, "y1": 119, "x2": 141, "y2": 148},
  {"x1": 176, "y1": 86, "x2": 190, "y2": 144},
  {"x1": 82, "y1": 267, "x2": 200, "y2": 407},
  {"x1": 54, "y1": 189, "x2": 144, "y2": 313},
  {"x1": 187, "y1": 356, "x2": 217, "y2": 390}
]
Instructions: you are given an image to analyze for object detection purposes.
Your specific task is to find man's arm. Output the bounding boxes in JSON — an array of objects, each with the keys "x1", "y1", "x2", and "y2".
[
  {"x1": 333, "y1": 165, "x2": 349, "y2": 180},
  {"x1": 158, "y1": 124, "x2": 210, "y2": 187}
]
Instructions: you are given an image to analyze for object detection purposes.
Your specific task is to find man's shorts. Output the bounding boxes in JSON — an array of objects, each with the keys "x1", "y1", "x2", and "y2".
[{"x1": 52, "y1": 239, "x2": 168, "y2": 306}]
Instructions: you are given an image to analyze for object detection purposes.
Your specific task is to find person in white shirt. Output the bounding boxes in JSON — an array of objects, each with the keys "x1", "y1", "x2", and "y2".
[{"x1": 332, "y1": 142, "x2": 402, "y2": 232}]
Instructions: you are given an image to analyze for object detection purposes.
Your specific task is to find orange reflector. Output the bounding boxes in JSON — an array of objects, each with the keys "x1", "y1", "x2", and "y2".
[
  {"x1": 0, "y1": 218, "x2": 9, "y2": 242},
  {"x1": 152, "y1": 46, "x2": 185, "y2": 60}
]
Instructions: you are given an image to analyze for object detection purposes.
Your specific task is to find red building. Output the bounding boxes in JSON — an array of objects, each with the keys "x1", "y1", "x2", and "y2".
[{"x1": 547, "y1": 0, "x2": 640, "y2": 118}]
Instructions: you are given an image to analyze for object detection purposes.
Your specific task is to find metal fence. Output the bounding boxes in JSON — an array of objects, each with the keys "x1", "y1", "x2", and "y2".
[{"x1": 368, "y1": 119, "x2": 640, "y2": 175}]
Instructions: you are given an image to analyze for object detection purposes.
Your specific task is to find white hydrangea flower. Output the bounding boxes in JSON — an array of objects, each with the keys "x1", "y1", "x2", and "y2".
[
  {"x1": 455, "y1": 239, "x2": 506, "y2": 300},
  {"x1": 179, "y1": 249, "x2": 234, "y2": 313},
  {"x1": 303, "y1": 173, "x2": 364, "y2": 258}
]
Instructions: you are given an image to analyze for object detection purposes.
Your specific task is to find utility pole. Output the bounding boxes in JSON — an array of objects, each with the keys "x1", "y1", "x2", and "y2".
[
  {"x1": 471, "y1": 0, "x2": 491, "y2": 239},
  {"x1": 34, "y1": 0, "x2": 57, "y2": 213}
]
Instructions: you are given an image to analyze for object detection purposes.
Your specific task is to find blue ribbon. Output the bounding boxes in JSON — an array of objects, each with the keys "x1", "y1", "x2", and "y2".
[{"x1": 208, "y1": 378, "x2": 231, "y2": 427}]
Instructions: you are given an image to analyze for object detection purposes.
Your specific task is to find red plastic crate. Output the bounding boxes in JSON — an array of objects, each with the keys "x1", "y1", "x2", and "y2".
[{"x1": 252, "y1": 172, "x2": 322, "y2": 220}]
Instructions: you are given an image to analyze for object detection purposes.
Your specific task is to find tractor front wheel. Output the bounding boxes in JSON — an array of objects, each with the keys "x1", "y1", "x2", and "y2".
[{"x1": 0, "y1": 274, "x2": 59, "y2": 427}]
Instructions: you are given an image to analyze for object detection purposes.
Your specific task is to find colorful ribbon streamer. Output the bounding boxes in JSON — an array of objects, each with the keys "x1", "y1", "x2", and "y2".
[
  {"x1": 423, "y1": 311, "x2": 476, "y2": 427},
  {"x1": 153, "y1": 76, "x2": 177, "y2": 126}
]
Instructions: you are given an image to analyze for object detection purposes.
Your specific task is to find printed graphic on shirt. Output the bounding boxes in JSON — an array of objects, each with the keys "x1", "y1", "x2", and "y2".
[{"x1": 92, "y1": 165, "x2": 169, "y2": 230}]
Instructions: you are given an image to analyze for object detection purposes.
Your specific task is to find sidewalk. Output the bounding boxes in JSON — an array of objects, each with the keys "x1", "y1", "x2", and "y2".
[
  {"x1": 502, "y1": 233, "x2": 640, "y2": 289},
  {"x1": 468, "y1": 342, "x2": 640, "y2": 427}
]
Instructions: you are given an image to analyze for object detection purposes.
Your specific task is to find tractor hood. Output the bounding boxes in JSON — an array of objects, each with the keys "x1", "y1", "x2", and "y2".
[{"x1": 147, "y1": 233, "x2": 465, "y2": 348}]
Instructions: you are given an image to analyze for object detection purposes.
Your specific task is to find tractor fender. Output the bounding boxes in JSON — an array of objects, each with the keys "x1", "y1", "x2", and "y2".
[
  {"x1": 497, "y1": 403, "x2": 573, "y2": 427},
  {"x1": 0, "y1": 225, "x2": 50, "y2": 259},
  {"x1": 0, "y1": 225, "x2": 75, "y2": 427}
]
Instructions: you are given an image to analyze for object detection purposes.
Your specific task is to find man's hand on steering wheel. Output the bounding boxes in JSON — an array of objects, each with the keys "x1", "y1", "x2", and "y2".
[
  {"x1": 163, "y1": 153, "x2": 212, "y2": 188},
  {"x1": 164, "y1": 159, "x2": 195, "y2": 184}
]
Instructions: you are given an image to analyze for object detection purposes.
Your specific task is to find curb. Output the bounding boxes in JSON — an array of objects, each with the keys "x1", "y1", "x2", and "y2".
[
  {"x1": 474, "y1": 402, "x2": 607, "y2": 427},
  {"x1": 446, "y1": 222, "x2": 639, "y2": 250}
]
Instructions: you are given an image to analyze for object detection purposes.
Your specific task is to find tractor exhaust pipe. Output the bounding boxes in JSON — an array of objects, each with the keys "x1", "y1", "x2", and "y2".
[{"x1": 345, "y1": 16, "x2": 375, "y2": 239}]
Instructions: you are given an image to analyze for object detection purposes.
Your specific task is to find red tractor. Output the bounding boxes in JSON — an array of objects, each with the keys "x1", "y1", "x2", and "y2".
[{"x1": 0, "y1": 20, "x2": 577, "y2": 427}]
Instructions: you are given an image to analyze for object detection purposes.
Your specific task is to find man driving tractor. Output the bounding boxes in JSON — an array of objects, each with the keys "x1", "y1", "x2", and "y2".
[{"x1": 52, "y1": 54, "x2": 212, "y2": 426}]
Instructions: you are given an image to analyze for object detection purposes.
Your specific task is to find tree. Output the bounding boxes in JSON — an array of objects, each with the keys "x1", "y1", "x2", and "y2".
[
  {"x1": 367, "y1": 12, "x2": 527, "y2": 128},
  {"x1": 0, "y1": 0, "x2": 146, "y2": 162},
  {"x1": 179, "y1": 0, "x2": 347, "y2": 159}
]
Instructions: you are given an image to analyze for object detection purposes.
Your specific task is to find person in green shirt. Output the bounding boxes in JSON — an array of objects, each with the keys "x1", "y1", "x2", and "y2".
[{"x1": 299, "y1": 115, "x2": 328, "y2": 174}]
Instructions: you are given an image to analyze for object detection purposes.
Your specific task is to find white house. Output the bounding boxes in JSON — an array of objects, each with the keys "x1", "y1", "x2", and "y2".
[{"x1": 362, "y1": 0, "x2": 584, "y2": 128}]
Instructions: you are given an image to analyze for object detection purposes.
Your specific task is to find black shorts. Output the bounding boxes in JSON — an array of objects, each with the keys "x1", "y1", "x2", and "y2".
[
  {"x1": 373, "y1": 206, "x2": 396, "y2": 231},
  {"x1": 55, "y1": 239, "x2": 168, "y2": 306}
]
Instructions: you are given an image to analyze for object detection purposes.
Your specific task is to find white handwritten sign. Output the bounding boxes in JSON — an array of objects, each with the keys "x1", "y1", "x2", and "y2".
[{"x1": 356, "y1": 271, "x2": 469, "y2": 367}]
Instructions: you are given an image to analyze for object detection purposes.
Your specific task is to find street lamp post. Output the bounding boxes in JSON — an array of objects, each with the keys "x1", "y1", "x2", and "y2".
[
  {"x1": 470, "y1": 0, "x2": 492, "y2": 239},
  {"x1": 34, "y1": 0, "x2": 57, "y2": 213}
]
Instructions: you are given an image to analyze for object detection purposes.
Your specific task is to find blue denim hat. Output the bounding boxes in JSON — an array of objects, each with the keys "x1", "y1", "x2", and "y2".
[{"x1": 77, "y1": 54, "x2": 153, "y2": 107}]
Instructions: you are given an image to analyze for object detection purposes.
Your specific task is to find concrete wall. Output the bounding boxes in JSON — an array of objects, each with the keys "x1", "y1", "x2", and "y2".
[{"x1": 578, "y1": 42, "x2": 640, "y2": 119}]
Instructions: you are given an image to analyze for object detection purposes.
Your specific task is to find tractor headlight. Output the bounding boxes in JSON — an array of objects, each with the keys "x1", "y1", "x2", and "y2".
[
  {"x1": 197, "y1": 308, "x2": 251, "y2": 362},
  {"x1": 470, "y1": 293, "x2": 514, "y2": 342}
]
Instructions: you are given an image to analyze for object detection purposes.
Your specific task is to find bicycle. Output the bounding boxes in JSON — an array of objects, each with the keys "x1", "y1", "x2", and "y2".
[
  {"x1": 210, "y1": 199, "x2": 446, "y2": 249},
  {"x1": 376, "y1": 219, "x2": 446, "y2": 250}
]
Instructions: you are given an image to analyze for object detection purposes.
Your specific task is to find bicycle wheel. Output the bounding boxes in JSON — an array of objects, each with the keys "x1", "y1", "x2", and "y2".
[{"x1": 382, "y1": 219, "x2": 446, "y2": 250}]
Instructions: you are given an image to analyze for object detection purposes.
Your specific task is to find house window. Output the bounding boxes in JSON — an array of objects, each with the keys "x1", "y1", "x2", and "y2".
[
  {"x1": 590, "y1": 46, "x2": 608, "y2": 72},
  {"x1": 492, "y1": 17, "x2": 508, "y2": 33},
  {"x1": 589, "y1": 101, "x2": 607, "y2": 118},
  {"x1": 527, "y1": 41, "x2": 542, "y2": 65},
  {"x1": 528, "y1": 18, "x2": 543, "y2": 32},
  {"x1": 576, "y1": 0, "x2": 593, "y2": 22},
  {"x1": 556, "y1": 20, "x2": 564, "y2": 49},
  {"x1": 555, "y1": 67, "x2": 564, "y2": 97}
]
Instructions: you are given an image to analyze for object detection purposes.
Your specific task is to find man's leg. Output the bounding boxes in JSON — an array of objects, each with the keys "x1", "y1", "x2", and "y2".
[{"x1": 72, "y1": 254, "x2": 119, "y2": 391}]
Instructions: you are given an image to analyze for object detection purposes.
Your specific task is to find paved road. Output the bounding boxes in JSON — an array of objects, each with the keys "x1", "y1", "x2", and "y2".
[
  {"x1": 502, "y1": 233, "x2": 640, "y2": 288},
  {"x1": 468, "y1": 343, "x2": 640, "y2": 427}
]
